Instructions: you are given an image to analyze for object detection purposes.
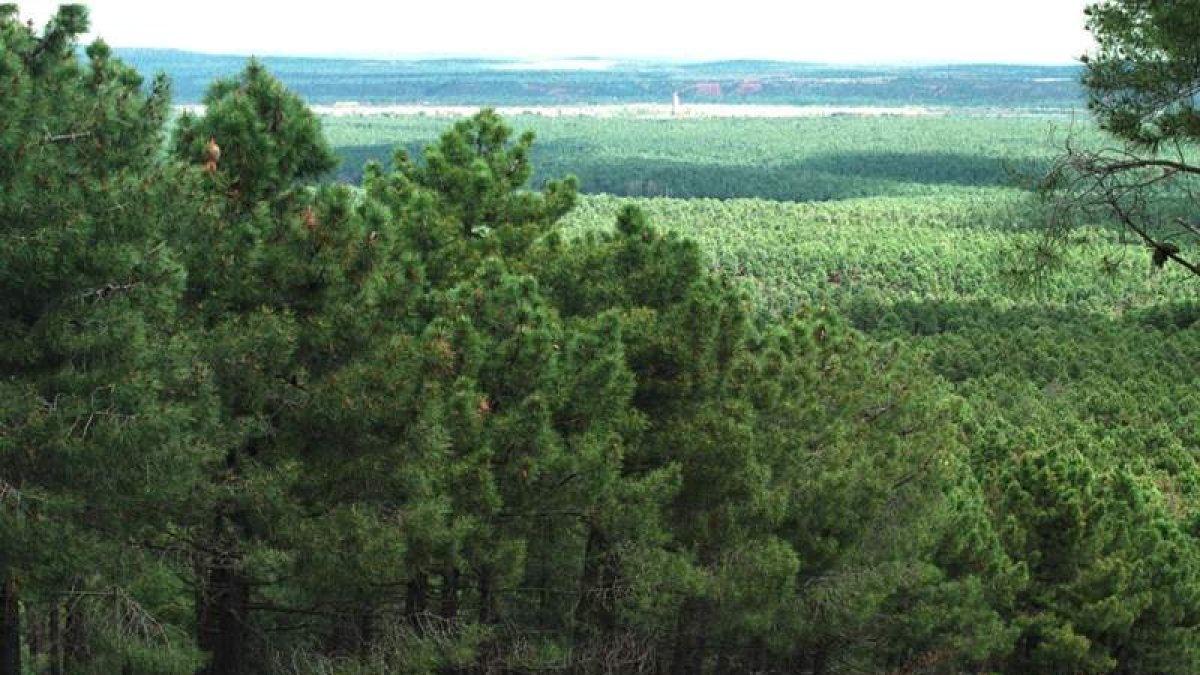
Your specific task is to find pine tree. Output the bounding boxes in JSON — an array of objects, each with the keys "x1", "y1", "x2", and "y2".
[
  {"x1": 0, "y1": 6, "x2": 216, "y2": 673},
  {"x1": 311, "y1": 112, "x2": 655, "y2": 671},
  {"x1": 534, "y1": 206, "x2": 975, "y2": 673},
  {"x1": 961, "y1": 378, "x2": 1200, "y2": 674},
  {"x1": 4, "y1": 16, "x2": 1128, "y2": 671},
  {"x1": 302, "y1": 111, "x2": 988, "y2": 674},
  {"x1": 166, "y1": 60, "x2": 344, "y2": 674}
]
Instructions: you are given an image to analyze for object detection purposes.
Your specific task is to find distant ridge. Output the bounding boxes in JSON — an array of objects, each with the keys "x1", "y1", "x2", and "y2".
[{"x1": 110, "y1": 48, "x2": 1083, "y2": 108}]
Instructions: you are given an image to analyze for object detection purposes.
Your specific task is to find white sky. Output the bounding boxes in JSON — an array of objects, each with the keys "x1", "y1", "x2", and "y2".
[{"x1": 14, "y1": 1, "x2": 1095, "y2": 64}]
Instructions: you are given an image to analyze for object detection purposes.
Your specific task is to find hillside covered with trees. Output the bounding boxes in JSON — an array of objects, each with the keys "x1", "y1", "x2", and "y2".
[{"x1": 1, "y1": 4, "x2": 1199, "y2": 675}]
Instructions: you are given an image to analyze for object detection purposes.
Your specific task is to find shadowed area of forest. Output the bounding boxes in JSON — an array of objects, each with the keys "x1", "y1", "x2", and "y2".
[
  {"x1": 332, "y1": 136, "x2": 1050, "y2": 201},
  {"x1": 319, "y1": 113, "x2": 1086, "y2": 204}
]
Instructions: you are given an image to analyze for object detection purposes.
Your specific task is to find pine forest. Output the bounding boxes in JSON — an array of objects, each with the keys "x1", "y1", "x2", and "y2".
[{"x1": 2, "y1": 3, "x2": 1200, "y2": 674}]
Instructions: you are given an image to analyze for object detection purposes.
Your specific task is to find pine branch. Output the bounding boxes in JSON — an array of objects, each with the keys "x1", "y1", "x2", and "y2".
[
  {"x1": 1107, "y1": 197, "x2": 1200, "y2": 276},
  {"x1": 1092, "y1": 157, "x2": 1200, "y2": 177},
  {"x1": 0, "y1": 477, "x2": 45, "y2": 513},
  {"x1": 42, "y1": 130, "x2": 91, "y2": 144},
  {"x1": 62, "y1": 586, "x2": 172, "y2": 650},
  {"x1": 495, "y1": 510, "x2": 586, "y2": 520},
  {"x1": 1176, "y1": 217, "x2": 1200, "y2": 239},
  {"x1": 77, "y1": 281, "x2": 142, "y2": 303}
]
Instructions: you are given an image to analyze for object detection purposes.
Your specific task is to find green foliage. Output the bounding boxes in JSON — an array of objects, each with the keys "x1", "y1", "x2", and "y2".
[
  {"x1": 368, "y1": 108, "x2": 578, "y2": 278},
  {"x1": 0, "y1": 6, "x2": 214, "y2": 672},
  {"x1": 4, "y1": 8, "x2": 1200, "y2": 674},
  {"x1": 172, "y1": 58, "x2": 337, "y2": 206},
  {"x1": 162, "y1": 82, "x2": 986, "y2": 672},
  {"x1": 562, "y1": 188, "x2": 1200, "y2": 672},
  {"x1": 1037, "y1": 0, "x2": 1200, "y2": 280},
  {"x1": 324, "y1": 114, "x2": 1075, "y2": 199},
  {"x1": 1082, "y1": 0, "x2": 1200, "y2": 147},
  {"x1": 563, "y1": 194, "x2": 1196, "y2": 316}
]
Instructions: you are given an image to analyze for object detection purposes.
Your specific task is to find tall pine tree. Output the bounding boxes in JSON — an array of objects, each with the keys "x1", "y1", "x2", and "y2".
[
  {"x1": 168, "y1": 59, "x2": 343, "y2": 674},
  {"x1": 0, "y1": 6, "x2": 217, "y2": 673}
]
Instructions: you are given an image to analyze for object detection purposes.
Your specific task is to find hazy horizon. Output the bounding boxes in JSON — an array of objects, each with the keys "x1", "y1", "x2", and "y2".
[
  {"x1": 107, "y1": 48, "x2": 1089, "y2": 69},
  {"x1": 14, "y1": 1, "x2": 1095, "y2": 66}
]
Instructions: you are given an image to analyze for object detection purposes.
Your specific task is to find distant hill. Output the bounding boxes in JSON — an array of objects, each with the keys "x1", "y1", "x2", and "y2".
[{"x1": 112, "y1": 48, "x2": 1083, "y2": 109}]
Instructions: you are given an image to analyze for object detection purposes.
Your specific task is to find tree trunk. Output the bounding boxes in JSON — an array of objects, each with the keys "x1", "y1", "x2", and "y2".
[
  {"x1": 669, "y1": 597, "x2": 709, "y2": 675},
  {"x1": 26, "y1": 604, "x2": 41, "y2": 670},
  {"x1": 440, "y1": 567, "x2": 459, "y2": 621},
  {"x1": 477, "y1": 566, "x2": 496, "y2": 625},
  {"x1": 198, "y1": 556, "x2": 250, "y2": 675},
  {"x1": 574, "y1": 526, "x2": 616, "y2": 642},
  {"x1": 406, "y1": 575, "x2": 428, "y2": 627},
  {"x1": 714, "y1": 649, "x2": 734, "y2": 675},
  {"x1": 49, "y1": 601, "x2": 63, "y2": 675},
  {"x1": 327, "y1": 609, "x2": 373, "y2": 659},
  {"x1": 199, "y1": 444, "x2": 253, "y2": 675},
  {"x1": 64, "y1": 600, "x2": 89, "y2": 671},
  {"x1": 0, "y1": 565, "x2": 20, "y2": 675},
  {"x1": 790, "y1": 647, "x2": 830, "y2": 675},
  {"x1": 811, "y1": 649, "x2": 830, "y2": 675}
]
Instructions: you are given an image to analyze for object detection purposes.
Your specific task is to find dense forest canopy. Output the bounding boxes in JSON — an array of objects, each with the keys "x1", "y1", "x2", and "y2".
[{"x1": 0, "y1": 3, "x2": 1198, "y2": 675}]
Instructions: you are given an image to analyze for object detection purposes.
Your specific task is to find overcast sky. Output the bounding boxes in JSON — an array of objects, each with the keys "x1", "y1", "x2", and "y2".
[{"x1": 14, "y1": 1, "x2": 1095, "y2": 64}]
